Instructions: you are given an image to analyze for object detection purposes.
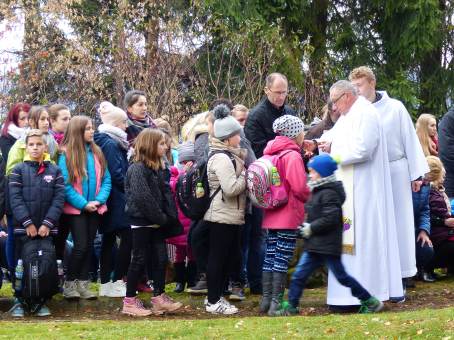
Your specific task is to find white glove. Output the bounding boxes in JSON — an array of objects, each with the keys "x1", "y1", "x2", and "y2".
[{"x1": 298, "y1": 223, "x2": 312, "y2": 239}]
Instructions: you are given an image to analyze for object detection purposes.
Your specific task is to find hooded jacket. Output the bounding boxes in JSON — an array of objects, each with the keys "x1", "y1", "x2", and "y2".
[
  {"x1": 203, "y1": 138, "x2": 247, "y2": 225},
  {"x1": 261, "y1": 136, "x2": 310, "y2": 230},
  {"x1": 304, "y1": 180, "x2": 346, "y2": 256}
]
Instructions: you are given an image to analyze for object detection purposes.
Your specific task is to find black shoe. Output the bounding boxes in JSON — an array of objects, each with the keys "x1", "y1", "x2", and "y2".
[
  {"x1": 404, "y1": 277, "x2": 416, "y2": 288},
  {"x1": 174, "y1": 282, "x2": 185, "y2": 293},
  {"x1": 422, "y1": 272, "x2": 436, "y2": 282}
]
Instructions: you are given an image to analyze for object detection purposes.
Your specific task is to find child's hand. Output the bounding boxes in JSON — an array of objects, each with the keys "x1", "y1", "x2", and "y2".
[
  {"x1": 445, "y1": 218, "x2": 454, "y2": 228},
  {"x1": 26, "y1": 224, "x2": 38, "y2": 238},
  {"x1": 298, "y1": 223, "x2": 312, "y2": 238},
  {"x1": 416, "y1": 230, "x2": 432, "y2": 247},
  {"x1": 38, "y1": 225, "x2": 50, "y2": 237},
  {"x1": 85, "y1": 202, "x2": 98, "y2": 212}
]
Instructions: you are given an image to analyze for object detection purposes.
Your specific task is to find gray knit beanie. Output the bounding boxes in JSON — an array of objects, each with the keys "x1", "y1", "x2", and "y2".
[
  {"x1": 213, "y1": 104, "x2": 242, "y2": 140},
  {"x1": 177, "y1": 141, "x2": 196, "y2": 163},
  {"x1": 272, "y1": 115, "x2": 304, "y2": 139}
]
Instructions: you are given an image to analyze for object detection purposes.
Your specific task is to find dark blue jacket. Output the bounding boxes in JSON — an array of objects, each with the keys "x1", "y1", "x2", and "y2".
[
  {"x1": 94, "y1": 132, "x2": 129, "y2": 233},
  {"x1": 439, "y1": 106, "x2": 454, "y2": 197},
  {"x1": 412, "y1": 182, "x2": 431, "y2": 235},
  {"x1": 9, "y1": 159, "x2": 65, "y2": 235}
]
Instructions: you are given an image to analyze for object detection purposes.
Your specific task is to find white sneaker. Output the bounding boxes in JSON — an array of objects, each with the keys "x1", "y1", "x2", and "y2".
[
  {"x1": 99, "y1": 282, "x2": 112, "y2": 297},
  {"x1": 100, "y1": 280, "x2": 126, "y2": 297},
  {"x1": 110, "y1": 280, "x2": 126, "y2": 297},
  {"x1": 206, "y1": 297, "x2": 238, "y2": 315}
]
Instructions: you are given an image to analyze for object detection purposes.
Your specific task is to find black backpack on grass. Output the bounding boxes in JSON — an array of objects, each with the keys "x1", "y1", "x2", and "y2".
[
  {"x1": 20, "y1": 237, "x2": 59, "y2": 311},
  {"x1": 176, "y1": 150, "x2": 235, "y2": 220}
]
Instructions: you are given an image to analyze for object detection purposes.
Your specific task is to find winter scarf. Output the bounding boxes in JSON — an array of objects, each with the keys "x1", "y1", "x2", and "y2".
[
  {"x1": 98, "y1": 124, "x2": 129, "y2": 150},
  {"x1": 7, "y1": 123, "x2": 26, "y2": 140},
  {"x1": 308, "y1": 174, "x2": 337, "y2": 191}
]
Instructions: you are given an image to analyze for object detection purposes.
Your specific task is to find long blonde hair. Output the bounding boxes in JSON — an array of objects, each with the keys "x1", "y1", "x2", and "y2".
[
  {"x1": 62, "y1": 116, "x2": 106, "y2": 183},
  {"x1": 426, "y1": 156, "x2": 445, "y2": 188},
  {"x1": 133, "y1": 128, "x2": 165, "y2": 170},
  {"x1": 416, "y1": 113, "x2": 437, "y2": 156}
]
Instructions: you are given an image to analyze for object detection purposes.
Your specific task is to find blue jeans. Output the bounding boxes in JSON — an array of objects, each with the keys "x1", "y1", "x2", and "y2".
[
  {"x1": 288, "y1": 251, "x2": 371, "y2": 308},
  {"x1": 240, "y1": 207, "x2": 264, "y2": 291},
  {"x1": 415, "y1": 237, "x2": 434, "y2": 271}
]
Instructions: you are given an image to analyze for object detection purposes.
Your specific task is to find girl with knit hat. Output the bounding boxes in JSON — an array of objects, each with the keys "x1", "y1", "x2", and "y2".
[
  {"x1": 259, "y1": 114, "x2": 310, "y2": 316},
  {"x1": 167, "y1": 141, "x2": 197, "y2": 293},
  {"x1": 94, "y1": 101, "x2": 131, "y2": 298},
  {"x1": 204, "y1": 104, "x2": 247, "y2": 315}
]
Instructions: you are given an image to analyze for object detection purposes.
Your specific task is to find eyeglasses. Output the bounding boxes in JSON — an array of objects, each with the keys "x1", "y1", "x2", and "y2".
[
  {"x1": 267, "y1": 88, "x2": 288, "y2": 96},
  {"x1": 328, "y1": 93, "x2": 346, "y2": 106}
]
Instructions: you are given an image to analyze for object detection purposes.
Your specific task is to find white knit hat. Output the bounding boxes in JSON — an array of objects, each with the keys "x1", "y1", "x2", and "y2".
[
  {"x1": 99, "y1": 101, "x2": 127, "y2": 126},
  {"x1": 272, "y1": 115, "x2": 304, "y2": 139}
]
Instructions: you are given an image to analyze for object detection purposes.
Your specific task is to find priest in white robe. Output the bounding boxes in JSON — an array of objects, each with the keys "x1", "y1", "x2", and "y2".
[
  {"x1": 319, "y1": 80, "x2": 404, "y2": 306},
  {"x1": 349, "y1": 67, "x2": 429, "y2": 280}
]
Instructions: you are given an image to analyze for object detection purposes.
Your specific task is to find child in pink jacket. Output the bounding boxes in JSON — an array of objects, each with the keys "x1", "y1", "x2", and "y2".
[
  {"x1": 260, "y1": 115, "x2": 310, "y2": 316},
  {"x1": 167, "y1": 142, "x2": 197, "y2": 293}
]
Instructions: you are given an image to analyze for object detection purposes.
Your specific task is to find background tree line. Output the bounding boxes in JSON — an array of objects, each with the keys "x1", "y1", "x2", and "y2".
[{"x1": 0, "y1": 0, "x2": 453, "y2": 126}]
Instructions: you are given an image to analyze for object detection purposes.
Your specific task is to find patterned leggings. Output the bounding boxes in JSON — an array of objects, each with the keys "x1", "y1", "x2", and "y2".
[{"x1": 263, "y1": 229, "x2": 297, "y2": 273}]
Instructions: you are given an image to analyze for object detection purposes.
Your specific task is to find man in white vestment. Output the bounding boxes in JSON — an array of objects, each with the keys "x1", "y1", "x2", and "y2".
[
  {"x1": 349, "y1": 67, "x2": 429, "y2": 284},
  {"x1": 319, "y1": 80, "x2": 404, "y2": 306}
]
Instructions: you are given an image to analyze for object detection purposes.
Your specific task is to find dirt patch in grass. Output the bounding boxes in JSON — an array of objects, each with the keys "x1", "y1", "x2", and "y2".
[{"x1": 1, "y1": 275, "x2": 454, "y2": 321}]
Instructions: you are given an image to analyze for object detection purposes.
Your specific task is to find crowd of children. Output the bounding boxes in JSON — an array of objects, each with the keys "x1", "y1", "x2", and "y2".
[{"x1": 0, "y1": 86, "x2": 452, "y2": 319}]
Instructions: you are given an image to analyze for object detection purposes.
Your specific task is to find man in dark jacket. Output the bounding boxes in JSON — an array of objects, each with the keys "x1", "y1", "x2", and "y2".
[
  {"x1": 244, "y1": 73, "x2": 296, "y2": 158},
  {"x1": 274, "y1": 154, "x2": 383, "y2": 316},
  {"x1": 438, "y1": 106, "x2": 454, "y2": 198}
]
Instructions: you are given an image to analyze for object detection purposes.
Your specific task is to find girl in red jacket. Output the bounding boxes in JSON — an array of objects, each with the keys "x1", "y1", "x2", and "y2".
[{"x1": 260, "y1": 115, "x2": 310, "y2": 316}]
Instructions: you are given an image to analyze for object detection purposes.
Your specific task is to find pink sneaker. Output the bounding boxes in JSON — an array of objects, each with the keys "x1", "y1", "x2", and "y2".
[
  {"x1": 122, "y1": 297, "x2": 152, "y2": 317},
  {"x1": 151, "y1": 293, "x2": 183, "y2": 313}
]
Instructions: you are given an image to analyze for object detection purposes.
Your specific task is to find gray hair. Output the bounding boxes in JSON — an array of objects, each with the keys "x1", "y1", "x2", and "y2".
[
  {"x1": 330, "y1": 80, "x2": 358, "y2": 96},
  {"x1": 265, "y1": 73, "x2": 288, "y2": 88}
]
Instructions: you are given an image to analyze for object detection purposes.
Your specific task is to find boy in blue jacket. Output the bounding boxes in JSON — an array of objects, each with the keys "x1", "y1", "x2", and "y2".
[{"x1": 8, "y1": 130, "x2": 65, "y2": 317}]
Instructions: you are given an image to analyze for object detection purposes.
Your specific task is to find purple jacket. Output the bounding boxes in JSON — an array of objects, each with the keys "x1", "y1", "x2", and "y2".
[{"x1": 429, "y1": 186, "x2": 453, "y2": 245}]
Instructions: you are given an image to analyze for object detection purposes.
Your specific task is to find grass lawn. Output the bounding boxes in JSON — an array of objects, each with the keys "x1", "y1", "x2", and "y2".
[{"x1": 0, "y1": 307, "x2": 453, "y2": 339}]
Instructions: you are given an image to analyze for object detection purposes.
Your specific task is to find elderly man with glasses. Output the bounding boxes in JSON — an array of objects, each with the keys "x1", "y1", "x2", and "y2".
[{"x1": 305, "y1": 80, "x2": 404, "y2": 310}]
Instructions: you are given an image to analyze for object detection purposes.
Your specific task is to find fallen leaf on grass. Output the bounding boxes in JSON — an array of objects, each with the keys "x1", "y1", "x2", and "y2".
[
  {"x1": 324, "y1": 328, "x2": 336, "y2": 334},
  {"x1": 417, "y1": 330, "x2": 423, "y2": 335}
]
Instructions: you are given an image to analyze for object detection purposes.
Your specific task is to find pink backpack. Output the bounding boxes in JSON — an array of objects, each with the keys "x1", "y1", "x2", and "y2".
[{"x1": 246, "y1": 150, "x2": 292, "y2": 209}]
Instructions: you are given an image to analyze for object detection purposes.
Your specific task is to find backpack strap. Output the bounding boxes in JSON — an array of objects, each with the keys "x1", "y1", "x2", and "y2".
[{"x1": 207, "y1": 150, "x2": 237, "y2": 202}]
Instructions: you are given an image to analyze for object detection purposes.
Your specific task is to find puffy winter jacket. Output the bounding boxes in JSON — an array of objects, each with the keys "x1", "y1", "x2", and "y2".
[
  {"x1": 262, "y1": 136, "x2": 310, "y2": 230},
  {"x1": 304, "y1": 180, "x2": 345, "y2": 256},
  {"x1": 9, "y1": 158, "x2": 65, "y2": 235},
  {"x1": 204, "y1": 138, "x2": 247, "y2": 225}
]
